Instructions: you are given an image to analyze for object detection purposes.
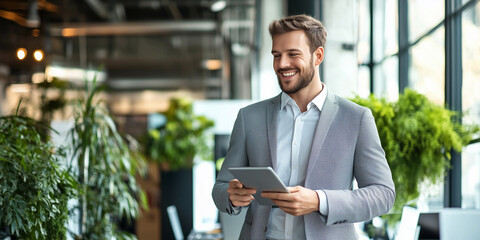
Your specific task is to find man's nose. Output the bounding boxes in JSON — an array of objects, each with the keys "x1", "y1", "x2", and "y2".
[{"x1": 278, "y1": 56, "x2": 291, "y2": 69}]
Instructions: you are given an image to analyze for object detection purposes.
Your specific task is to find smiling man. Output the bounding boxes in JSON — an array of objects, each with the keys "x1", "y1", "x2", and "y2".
[{"x1": 212, "y1": 14, "x2": 395, "y2": 240}]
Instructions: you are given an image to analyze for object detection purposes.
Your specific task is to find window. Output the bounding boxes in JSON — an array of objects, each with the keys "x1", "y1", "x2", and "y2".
[
  {"x1": 408, "y1": 0, "x2": 445, "y2": 42},
  {"x1": 461, "y1": 1, "x2": 480, "y2": 209},
  {"x1": 409, "y1": 26, "x2": 445, "y2": 105},
  {"x1": 407, "y1": 0, "x2": 447, "y2": 210},
  {"x1": 357, "y1": 0, "x2": 371, "y2": 98},
  {"x1": 357, "y1": 0, "x2": 399, "y2": 99}
]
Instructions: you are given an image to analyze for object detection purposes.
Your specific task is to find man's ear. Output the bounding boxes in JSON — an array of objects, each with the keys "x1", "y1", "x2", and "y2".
[{"x1": 314, "y1": 47, "x2": 324, "y2": 66}]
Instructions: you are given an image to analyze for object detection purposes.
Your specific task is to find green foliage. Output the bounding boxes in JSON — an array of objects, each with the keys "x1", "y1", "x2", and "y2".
[
  {"x1": 147, "y1": 98, "x2": 214, "y2": 170},
  {"x1": 0, "y1": 107, "x2": 76, "y2": 239},
  {"x1": 351, "y1": 89, "x2": 479, "y2": 222},
  {"x1": 70, "y1": 78, "x2": 147, "y2": 239}
]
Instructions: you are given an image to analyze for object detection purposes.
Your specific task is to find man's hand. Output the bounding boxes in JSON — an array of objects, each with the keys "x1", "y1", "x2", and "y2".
[
  {"x1": 227, "y1": 179, "x2": 256, "y2": 207},
  {"x1": 262, "y1": 186, "x2": 319, "y2": 216}
]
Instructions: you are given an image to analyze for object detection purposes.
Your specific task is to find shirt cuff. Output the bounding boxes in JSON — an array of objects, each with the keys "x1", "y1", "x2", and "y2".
[
  {"x1": 316, "y1": 190, "x2": 329, "y2": 216},
  {"x1": 229, "y1": 200, "x2": 242, "y2": 215}
]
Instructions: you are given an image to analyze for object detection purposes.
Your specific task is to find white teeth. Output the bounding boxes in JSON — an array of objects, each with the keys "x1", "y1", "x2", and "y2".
[{"x1": 282, "y1": 72, "x2": 296, "y2": 77}]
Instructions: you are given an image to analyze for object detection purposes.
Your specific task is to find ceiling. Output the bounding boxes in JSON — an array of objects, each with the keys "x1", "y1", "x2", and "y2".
[{"x1": 0, "y1": 0, "x2": 257, "y2": 98}]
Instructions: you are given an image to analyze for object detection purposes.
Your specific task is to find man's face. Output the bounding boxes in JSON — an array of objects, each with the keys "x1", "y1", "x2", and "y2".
[{"x1": 272, "y1": 30, "x2": 316, "y2": 94}]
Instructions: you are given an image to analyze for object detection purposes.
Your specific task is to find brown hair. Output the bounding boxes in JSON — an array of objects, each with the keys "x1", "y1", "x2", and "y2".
[{"x1": 269, "y1": 14, "x2": 327, "y2": 53}]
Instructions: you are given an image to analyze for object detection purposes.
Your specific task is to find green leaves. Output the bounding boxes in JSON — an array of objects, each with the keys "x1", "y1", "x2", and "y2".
[
  {"x1": 351, "y1": 89, "x2": 479, "y2": 223},
  {"x1": 147, "y1": 98, "x2": 214, "y2": 170},
  {"x1": 0, "y1": 114, "x2": 76, "y2": 239},
  {"x1": 70, "y1": 76, "x2": 147, "y2": 239}
]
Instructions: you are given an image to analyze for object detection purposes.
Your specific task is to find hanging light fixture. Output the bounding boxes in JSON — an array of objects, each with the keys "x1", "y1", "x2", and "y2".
[
  {"x1": 17, "y1": 48, "x2": 27, "y2": 60},
  {"x1": 33, "y1": 49, "x2": 44, "y2": 62},
  {"x1": 26, "y1": 0, "x2": 40, "y2": 28}
]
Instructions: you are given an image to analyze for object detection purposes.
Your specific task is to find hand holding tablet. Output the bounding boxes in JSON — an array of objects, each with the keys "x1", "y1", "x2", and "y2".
[{"x1": 228, "y1": 167, "x2": 289, "y2": 206}]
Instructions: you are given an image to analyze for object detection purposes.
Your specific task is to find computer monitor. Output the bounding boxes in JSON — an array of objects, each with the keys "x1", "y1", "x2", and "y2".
[
  {"x1": 417, "y1": 212, "x2": 439, "y2": 240},
  {"x1": 416, "y1": 208, "x2": 480, "y2": 240}
]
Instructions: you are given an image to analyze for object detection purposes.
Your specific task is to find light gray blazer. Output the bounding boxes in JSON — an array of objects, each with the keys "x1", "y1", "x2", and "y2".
[{"x1": 212, "y1": 91, "x2": 395, "y2": 240}]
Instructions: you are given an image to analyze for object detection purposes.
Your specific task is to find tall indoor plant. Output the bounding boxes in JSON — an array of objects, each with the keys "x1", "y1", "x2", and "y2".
[
  {"x1": 69, "y1": 78, "x2": 147, "y2": 239},
  {"x1": 351, "y1": 89, "x2": 479, "y2": 222},
  {"x1": 0, "y1": 103, "x2": 76, "y2": 239}
]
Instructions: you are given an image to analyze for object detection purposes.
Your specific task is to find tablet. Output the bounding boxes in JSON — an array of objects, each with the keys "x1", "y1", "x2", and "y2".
[{"x1": 228, "y1": 167, "x2": 289, "y2": 206}]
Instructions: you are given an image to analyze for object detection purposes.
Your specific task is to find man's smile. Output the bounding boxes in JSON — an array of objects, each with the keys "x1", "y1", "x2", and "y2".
[{"x1": 282, "y1": 71, "x2": 297, "y2": 77}]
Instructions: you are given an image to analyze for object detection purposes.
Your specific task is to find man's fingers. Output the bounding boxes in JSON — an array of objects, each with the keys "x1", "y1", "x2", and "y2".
[
  {"x1": 230, "y1": 191, "x2": 255, "y2": 207},
  {"x1": 230, "y1": 194, "x2": 255, "y2": 202},
  {"x1": 228, "y1": 179, "x2": 256, "y2": 207},
  {"x1": 228, "y1": 179, "x2": 256, "y2": 194},
  {"x1": 227, "y1": 187, "x2": 256, "y2": 195},
  {"x1": 270, "y1": 198, "x2": 295, "y2": 208},
  {"x1": 262, "y1": 192, "x2": 291, "y2": 200},
  {"x1": 287, "y1": 186, "x2": 301, "y2": 192},
  {"x1": 265, "y1": 186, "x2": 319, "y2": 216},
  {"x1": 228, "y1": 188, "x2": 257, "y2": 197},
  {"x1": 229, "y1": 179, "x2": 244, "y2": 188}
]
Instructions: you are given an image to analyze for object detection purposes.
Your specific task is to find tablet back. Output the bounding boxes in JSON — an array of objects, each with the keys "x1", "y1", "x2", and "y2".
[{"x1": 228, "y1": 167, "x2": 289, "y2": 206}]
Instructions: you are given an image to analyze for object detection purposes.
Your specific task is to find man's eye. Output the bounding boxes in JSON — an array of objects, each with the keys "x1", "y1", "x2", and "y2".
[
  {"x1": 273, "y1": 55, "x2": 280, "y2": 58},
  {"x1": 289, "y1": 53, "x2": 299, "y2": 57}
]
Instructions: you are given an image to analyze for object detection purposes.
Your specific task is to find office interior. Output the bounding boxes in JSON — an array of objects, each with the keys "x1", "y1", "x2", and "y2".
[{"x1": 0, "y1": 0, "x2": 479, "y2": 239}]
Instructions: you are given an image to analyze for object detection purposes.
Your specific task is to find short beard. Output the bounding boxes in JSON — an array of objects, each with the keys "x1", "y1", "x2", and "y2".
[{"x1": 277, "y1": 58, "x2": 315, "y2": 94}]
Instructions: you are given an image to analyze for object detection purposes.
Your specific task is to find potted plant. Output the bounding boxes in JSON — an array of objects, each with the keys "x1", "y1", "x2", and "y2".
[
  {"x1": 0, "y1": 102, "x2": 76, "y2": 239},
  {"x1": 69, "y1": 78, "x2": 147, "y2": 239},
  {"x1": 148, "y1": 97, "x2": 215, "y2": 170},
  {"x1": 351, "y1": 89, "x2": 479, "y2": 224},
  {"x1": 146, "y1": 97, "x2": 214, "y2": 239}
]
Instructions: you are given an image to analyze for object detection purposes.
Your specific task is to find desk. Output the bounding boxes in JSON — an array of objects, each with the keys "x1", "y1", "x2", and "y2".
[{"x1": 187, "y1": 228, "x2": 223, "y2": 240}]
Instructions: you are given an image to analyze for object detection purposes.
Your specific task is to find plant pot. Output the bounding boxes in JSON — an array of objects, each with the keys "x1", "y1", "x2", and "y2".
[
  {"x1": 0, "y1": 226, "x2": 10, "y2": 240},
  {"x1": 160, "y1": 168, "x2": 193, "y2": 240}
]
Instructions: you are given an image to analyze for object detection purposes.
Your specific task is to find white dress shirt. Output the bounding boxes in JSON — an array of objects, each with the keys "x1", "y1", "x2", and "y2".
[{"x1": 266, "y1": 85, "x2": 328, "y2": 240}]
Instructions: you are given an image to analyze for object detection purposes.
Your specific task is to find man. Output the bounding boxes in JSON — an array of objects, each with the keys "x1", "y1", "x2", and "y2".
[{"x1": 212, "y1": 14, "x2": 395, "y2": 240}]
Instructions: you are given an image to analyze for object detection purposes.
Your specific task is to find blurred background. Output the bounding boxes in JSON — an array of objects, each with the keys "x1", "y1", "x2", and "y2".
[{"x1": 0, "y1": 0, "x2": 479, "y2": 239}]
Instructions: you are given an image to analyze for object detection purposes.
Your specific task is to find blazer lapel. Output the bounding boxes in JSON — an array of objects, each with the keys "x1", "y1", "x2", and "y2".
[
  {"x1": 267, "y1": 94, "x2": 281, "y2": 169},
  {"x1": 306, "y1": 91, "x2": 339, "y2": 177}
]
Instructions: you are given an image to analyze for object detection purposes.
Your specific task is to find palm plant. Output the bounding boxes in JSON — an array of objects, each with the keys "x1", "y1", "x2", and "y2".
[{"x1": 69, "y1": 78, "x2": 147, "y2": 239}]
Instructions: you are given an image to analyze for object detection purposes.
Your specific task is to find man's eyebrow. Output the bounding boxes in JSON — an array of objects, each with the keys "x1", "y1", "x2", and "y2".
[{"x1": 271, "y1": 49, "x2": 302, "y2": 54}]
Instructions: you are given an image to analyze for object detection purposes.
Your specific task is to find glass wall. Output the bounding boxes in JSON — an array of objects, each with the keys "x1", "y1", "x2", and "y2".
[
  {"x1": 408, "y1": 0, "x2": 446, "y2": 210},
  {"x1": 357, "y1": 0, "x2": 371, "y2": 98},
  {"x1": 462, "y1": 1, "x2": 480, "y2": 209},
  {"x1": 408, "y1": 0, "x2": 445, "y2": 104},
  {"x1": 358, "y1": 0, "x2": 480, "y2": 211},
  {"x1": 358, "y1": 0, "x2": 399, "y2": 99},
  {"x1": 409, "y1": 26, "x2": 445, "y2": 105},
  {"x1": 408, "y1": 0, "x2": 445, "y2": 43}
]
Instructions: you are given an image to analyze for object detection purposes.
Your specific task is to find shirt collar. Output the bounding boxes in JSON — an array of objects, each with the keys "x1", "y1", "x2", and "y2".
[{"x1": 280, "y1": 82, "x2": 328, "y2": 111}]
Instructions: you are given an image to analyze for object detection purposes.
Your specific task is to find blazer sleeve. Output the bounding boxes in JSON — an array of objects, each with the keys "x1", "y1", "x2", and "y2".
[
  {"x1": 212, "y1": 108, "x2": 249, "y2": 215},
  {"x1": 323, "y1": 109, "x2": 395, "y2": 225}
]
